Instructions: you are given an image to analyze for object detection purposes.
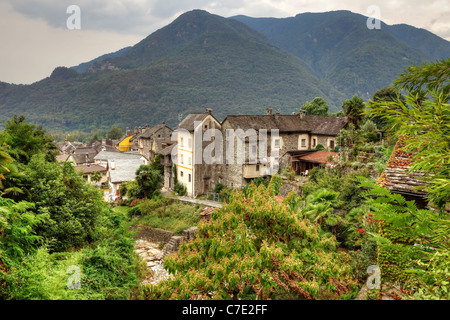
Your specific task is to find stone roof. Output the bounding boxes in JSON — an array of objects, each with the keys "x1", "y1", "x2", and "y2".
[
  {"x1": 298, "y1": 151, "x2": 339, "y2": 163},
  {"x1": 377, "y1": 137, "x2": 429, "y2": 196},
  {"x1": 56, "y1": 154, "x2": 70, "y2": 162},
  {"x1": 94, "y1": 150, "x2": 146, "y2": 162},
  {"x1": 176, "y1": 113, "x2": 209, "y2": 132},
  {"x1": 69, "y1": 147, "x2": 98, "y2": 164},
  {"x1": 222, "y1": 114, "x2": 347, "y2": 135},
  {"x1": 138, "y1": 123, "x2": 172, "y2": 139},
  {"x1": 159, "y1": 143, "x2": 177, "y2": 156},
  {"x1": 75, "y1": 164, "x2": 107, "y2": 174},
  {"x1": 109, "y1": 158, "x2": 146, "y2": 183}
]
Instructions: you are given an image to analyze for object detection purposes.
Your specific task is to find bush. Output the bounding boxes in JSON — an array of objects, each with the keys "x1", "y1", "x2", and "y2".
[
  {"x1": 128, "y1": 206, "x2": 141, "y2": 217},
  {"x1": 174, "y1": 183, "x2": 187, "y2": 196}
]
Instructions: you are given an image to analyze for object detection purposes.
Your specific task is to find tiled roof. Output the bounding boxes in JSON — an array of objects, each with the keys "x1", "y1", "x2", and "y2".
[
  {"x1": 299, "y1": 151, "x2": 339, "y2": 163},
  {"x1": 222, "y1": 114, "x2": 347, "y2": 135}
]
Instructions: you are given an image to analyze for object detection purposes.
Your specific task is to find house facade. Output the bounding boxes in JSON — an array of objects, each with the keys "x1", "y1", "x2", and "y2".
[
  {"x1": 215, "y1": 109, "x2": 347, "y2": 189},
  {"x1": 133, "y1": 123, "x2": 173, "y2": 160},
  {"x1": 174, "y1": 109, "x2": 222, "y2": 197}
]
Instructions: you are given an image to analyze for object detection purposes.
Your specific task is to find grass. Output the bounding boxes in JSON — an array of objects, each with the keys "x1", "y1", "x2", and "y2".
[
  {"x1": 114, "y1": 206, "x2": 132, "y2": 215},
  {"x1": 131, "y1": 199, "x2": 204, "y2": 234}
]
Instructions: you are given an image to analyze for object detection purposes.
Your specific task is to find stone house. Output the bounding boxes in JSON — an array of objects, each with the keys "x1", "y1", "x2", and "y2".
[
  {"x1": 132, "y1": 123, "x2": 173, "y2": 161},
  {"x1": 216, "y1": 109, "x2": 348, "y2": 189},
  {"x1": 174, "y1": 109, "x2": 222, "y2": 197}
]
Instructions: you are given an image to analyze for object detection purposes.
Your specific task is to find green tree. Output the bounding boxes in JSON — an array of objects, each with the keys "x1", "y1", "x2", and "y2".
[
  {"x1": 369, "y1": 87, "x2": 406, "y2": 129},
  {"x1": 342, "y1": 94, "x2": 365, "y2": 127},
  {"x1": 90, "y1": 171, "x2": 102, "y2": 184},
  {"x1": 106, "y1": 126, "x2": 124, "y2": 140},
  {"x1": 149, "y1": 154, "x2": 164, "y2": 176},
  {"x1": 135, "y1": 165, "x2": 163, "y2": 199},
  {"x1": 21, "y1": 155, "x2": 104, "y2": 251},
  {"x1": 300, "y1": 97, "x2": 329, "y2": 116},
  {"x1": 144, "y1": 177, "x2": 358, "y2": 300},
  {"x1": 367, "y1": 59, "x2": 450, "y2": 210},
  {"x1": 0, "y1": 115, "x2": 57, "y2": 164}
]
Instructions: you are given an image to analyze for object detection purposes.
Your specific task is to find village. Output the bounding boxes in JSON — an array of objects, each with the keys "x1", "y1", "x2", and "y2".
[{"x1": 57, "y1": 108, "x2": 351, "y2": 202}]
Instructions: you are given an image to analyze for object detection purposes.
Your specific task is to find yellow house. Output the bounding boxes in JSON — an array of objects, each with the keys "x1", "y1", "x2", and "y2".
[{"x1": 117, "y1": 134, "x2": 134, "y2": 151}]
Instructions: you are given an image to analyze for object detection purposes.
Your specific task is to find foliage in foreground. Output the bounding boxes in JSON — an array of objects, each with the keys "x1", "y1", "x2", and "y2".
[
  {"x1": 143, "y1": 177, "x2": 358, "y2": 300},
  {"x1": 358, "y1": 178, "x2": 450, "y2": 300},
  {"x1": 0, "y1": 208, "x2": 145, "y2": 300}
]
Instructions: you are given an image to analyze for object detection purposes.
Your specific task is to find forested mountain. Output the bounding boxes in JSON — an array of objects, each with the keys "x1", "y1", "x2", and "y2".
[
  {"x1": 0, "y1": 9, "x2": 448, "y2": 133},
  {"x1": 231, "y1": 10, "x2": 450, "y2": 100},
  {"x1": 0, "y1": 10, "x2": 339, "y2": 133}
]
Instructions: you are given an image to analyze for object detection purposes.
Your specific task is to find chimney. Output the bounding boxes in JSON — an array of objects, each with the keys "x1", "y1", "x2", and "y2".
[
  {"x1": 126, "y1": 127, "x2": 129, "y2": 135},
  {"x1": 146, "y1": 124, "x2": 150, "y2": 129},
  {"x1": 110, "y1": 160, "x2": 115, "y2": 170},
  {"x1": 276, "y1": 109, "x2": 280, "y2": 115},
  {"x1": 266, "y1": 108, "x2": 273, "y2": 115},
  {"x1": 299, "y1": 110, "x2": 306, "y2": 119},
  {"x1": 205, "y1": 108, "x2": 212, "y2": 115}
]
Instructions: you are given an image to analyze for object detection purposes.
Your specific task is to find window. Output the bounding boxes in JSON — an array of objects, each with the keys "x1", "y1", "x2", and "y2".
[
  {"x1": 180, "y1": 137, "x2": 184, "y2": 147},
  {"x1": 188, "y1": 156, "x2": 192, "y2": 165},
  {"x1": 180, "y1": 154, "x2": 184, "y2": 164},
  {"x1": 180, "y1": 171, "x2": 184, "y2": 177},
  {"x1": 313, "y1": 138, "x2": 317, "y2": 147},
  {"x1": 256, "y1": 165, "x2": 260, "y2": 171},
  {"x1": 274, "y1": 139, "x2": 280, "y2": 148},
  {"x1": 301, "y1": 139, "x2": 306, "y2": 147},
  {"x1": 330, "y1": 140, "x2": 335, "y2": 150},
  {"x1": 188, "y1": 174, "x2": 191, "y2": 182}
]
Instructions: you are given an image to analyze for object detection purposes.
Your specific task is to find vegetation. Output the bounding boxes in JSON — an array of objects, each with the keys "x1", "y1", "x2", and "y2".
[
  {"x1": 131, "y1": 197, "x2": 203, "y2": 234},
  {"x1": 144, "y1": 177, "x2": 359, "y2": 300},
  {"x1": 106, "y1": 126, "x2": 124, "y2": 140},
  {"x1": 0, "y1": 116, "x2": 144, "y2": 300},
  {"x1": 135, "y1": 165, "x2": 163, "y2": 199},
  {"x1": 367, "y1": 58, "x2": 450, "y2": 210},
  {"x1": 300, "y1": 97, "x2": 329, "y2": 115}
]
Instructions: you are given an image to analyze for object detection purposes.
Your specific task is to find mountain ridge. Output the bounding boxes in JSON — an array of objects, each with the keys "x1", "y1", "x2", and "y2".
[{"x1": 0, "y1": 9, "x2": 448, "y2": 134}]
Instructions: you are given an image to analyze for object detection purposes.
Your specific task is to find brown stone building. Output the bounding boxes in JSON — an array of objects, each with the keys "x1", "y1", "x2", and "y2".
[
  {"x1": 216, "y1": 109, "x2": 348, "y2": 189},
  {"x1": 132, "y1": 123, "x2": 173, "y2": 160}
]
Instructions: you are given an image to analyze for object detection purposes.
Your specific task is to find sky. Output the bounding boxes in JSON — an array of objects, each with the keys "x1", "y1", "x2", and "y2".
[{"x1": 0, "y1": 0, "x2": 449, "y2": 84}]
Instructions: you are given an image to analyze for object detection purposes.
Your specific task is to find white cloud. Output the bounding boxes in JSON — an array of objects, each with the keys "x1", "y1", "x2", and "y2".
[{"x1": 0, "y1": 2, "x2": 142, "y2": 84}]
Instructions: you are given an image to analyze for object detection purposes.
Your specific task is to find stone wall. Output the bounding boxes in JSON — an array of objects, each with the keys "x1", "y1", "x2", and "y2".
[
  {"x1": 132, "y1": 225, "x2": 175, "y2": 243},
  {"x1": 133, "y1": 225, "x2": 198, "y2": 259}
]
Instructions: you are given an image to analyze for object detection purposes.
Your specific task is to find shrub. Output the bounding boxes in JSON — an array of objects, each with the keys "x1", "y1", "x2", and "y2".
[{"x1": 174, "y1": 183, "x2": 187, "y2": 196}]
